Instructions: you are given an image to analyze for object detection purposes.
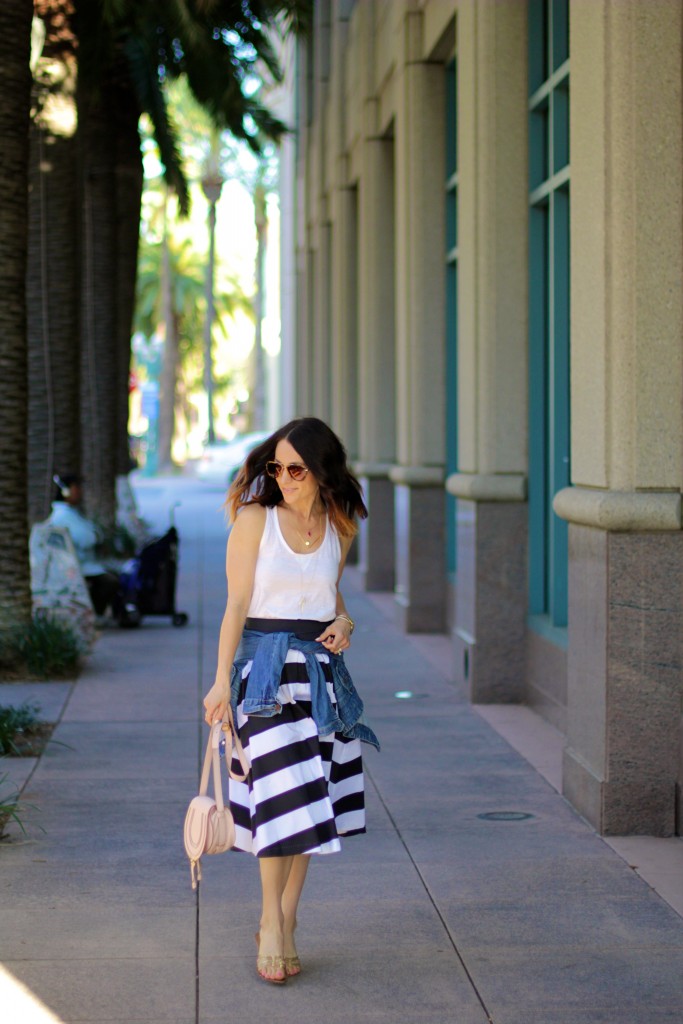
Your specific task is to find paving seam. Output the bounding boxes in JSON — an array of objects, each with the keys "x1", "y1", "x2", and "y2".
[
  {"x1": 194, "y1": 525, "x2": 205, "y2": 1024},
  {"x1": 14, "y1": 676, "x2": 78, "y2": 799},
  {"x1": 364, "y1": 759, "x2": 495, "y2": 1024}
]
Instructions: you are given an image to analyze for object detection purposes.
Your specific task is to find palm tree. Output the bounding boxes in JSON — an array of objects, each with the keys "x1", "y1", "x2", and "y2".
[
  {"x1": 135, "y1": 217, "x2": 252, "y2": 467},
  {"x1": 250, "y1": 153, "x2": 278, "y2": 430},
  {"x1": 77, "y1": 70, "x2": 120, "y2": 524},
  {"x1": 25, "y1": 0, "x2": 310, "y2": 522},
  {"x1": 0, "y1": 0, "x2": 34, "y2": 632},
  {"x1": 207, "y1": 141, "x2": 278, "y2": 432},
  {"x1": 114, "y1": 75, "x2": 145, "y2": 478},
  {"x1": 27, "y1": 0, "x2": 80, "y2": 524},
  {"x1": 71, "y1": 0, "x2": 309, "y2": 512}
]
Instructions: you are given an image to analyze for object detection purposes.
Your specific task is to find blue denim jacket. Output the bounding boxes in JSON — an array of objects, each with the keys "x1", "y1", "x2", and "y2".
[{"x1": 230, "y1": 628, "x2": 380, "y2": 750}]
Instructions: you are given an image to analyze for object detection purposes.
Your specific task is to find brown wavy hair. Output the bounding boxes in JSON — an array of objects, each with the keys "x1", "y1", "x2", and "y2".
[{"x1": 226, "y1": 417, "x2": 368, "y2": 537}]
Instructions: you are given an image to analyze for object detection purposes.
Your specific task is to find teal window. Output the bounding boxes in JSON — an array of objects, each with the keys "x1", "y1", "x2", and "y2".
[
  {"x1": 445, "y1": 58, "x2": 458, "y2": 574},
  {"x1": 528, "y1": 0, "x2": 570, "y2": 631}
]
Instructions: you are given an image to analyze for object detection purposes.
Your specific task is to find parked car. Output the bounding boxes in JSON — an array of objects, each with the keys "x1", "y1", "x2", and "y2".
[{"x1": 196, "y1": 431, "x2": 269, "y2": 487}]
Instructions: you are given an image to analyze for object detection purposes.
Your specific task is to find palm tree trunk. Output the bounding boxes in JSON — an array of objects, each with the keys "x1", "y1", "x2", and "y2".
[
  {"x1": 0, "y1": 0, "x2": 34, "y2": 631},
  {"x1": 114, "y1": 78, "x2": 143, "y2": 477},
  {"x1": 157, "y1": 202, "x2": 178, "y2": 470},
  {"x1": 27, "y1": 81, "x2": 80, "y2": 523},
  {"x1": 27, "y1": 0, "x2": 81, "y2": 527},
  {"x1": 252, "y1": 183, "x2": 268, "y2": 431},
  {"x1": 78, "y1": 77, "x2": 118, "y2": 526}
]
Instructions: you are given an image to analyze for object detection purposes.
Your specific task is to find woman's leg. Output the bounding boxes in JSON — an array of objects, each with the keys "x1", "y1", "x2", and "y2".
[
  {"x1": 280, "y1": 854, "x2": 310, "y2": 974},
  {"x1": 257, "y1": 855, "x2": 292, "y2": 981}
]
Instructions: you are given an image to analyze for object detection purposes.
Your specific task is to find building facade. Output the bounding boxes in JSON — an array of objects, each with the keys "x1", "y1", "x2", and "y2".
[{"x1": 284, "y1": 0, "x2": 683, "y2": 836}]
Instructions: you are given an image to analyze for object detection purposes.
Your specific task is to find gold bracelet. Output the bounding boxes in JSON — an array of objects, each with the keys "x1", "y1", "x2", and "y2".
[{"x1": 335, "y1": 613, "x2": 355, "y2": 634}]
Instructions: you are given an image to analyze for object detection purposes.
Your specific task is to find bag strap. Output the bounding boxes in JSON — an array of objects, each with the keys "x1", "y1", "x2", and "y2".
[
  {"x1": 197, "y1": 708, "x2": 250, "y2": 807},
  {"x1": 198, "y1": 722, "x2": 226, "y2": 810},
  {"x1": 222, "y1": 706, "x2": 250, "y2": 782}
]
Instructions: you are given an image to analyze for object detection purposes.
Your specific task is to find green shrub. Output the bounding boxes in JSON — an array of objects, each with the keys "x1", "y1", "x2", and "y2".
[
  {"x1": 0, "y1": 614, "x2": 84, "y2": 679},
  {"x1": 0, "y1": 702, "x2": 43, "y2": 756}
]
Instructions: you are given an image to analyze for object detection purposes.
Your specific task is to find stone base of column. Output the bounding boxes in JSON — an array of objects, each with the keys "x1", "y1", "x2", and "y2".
[
  {"x1": 393, "y1": 483, "x2": 446, "y2": 633},
  {"x1": 526, "y1": 627, "x2": 567, "y2": 732},
  {"x1": 563, "y1": 523, "x2": 683, "y2": 836},
  {"x1": 451, "y1": 500, "x2": 527, "y2": 702},
  {"x1": 563, "y1": 745, "x2": 677, "y2": 837},
  {"x1": 357, "y1": 474, "x2": 395, "y2": 591}
]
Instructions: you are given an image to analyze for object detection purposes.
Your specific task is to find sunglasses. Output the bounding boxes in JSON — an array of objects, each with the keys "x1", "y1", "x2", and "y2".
[{"x1": 265, "y1": 460, "x2": 310, "y2": 482}]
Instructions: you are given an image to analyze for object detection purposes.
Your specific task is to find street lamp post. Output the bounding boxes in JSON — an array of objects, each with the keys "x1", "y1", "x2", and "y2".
[{"x1": 201, "y1": 173, "x2": 222, "y2": 446}]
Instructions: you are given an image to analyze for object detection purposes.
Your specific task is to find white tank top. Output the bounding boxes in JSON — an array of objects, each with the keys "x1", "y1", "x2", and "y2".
[{"x1": 247, "y1": 505, "x2": 341, "y2": 620}]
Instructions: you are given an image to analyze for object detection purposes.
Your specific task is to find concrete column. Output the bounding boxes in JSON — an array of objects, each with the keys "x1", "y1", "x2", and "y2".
[
  {"x1": 294, "y1": 25, "x2": 316, "y2": 419},
  {"x1": 446, "y1": 0, "x2": 529, "y2": 675},
  {"x1": 295, "y1": 245, "x2": 315, "y2": 415},
  {"x1": 394, "y1": 17, "x2": 445, "y2": 470},
  {"x1": 356, "y1": 130, "x2": 397, "y2": 592},
  {"x1": 312, "y1": 219, "x2": 332, "y2": 420},
  {"x1": 301, "y1": 0, "x2": 332, "y2": 422},
  {"x1": 330, "y1": 185, "x2": 358, "y2": 456},
  {"x1": 555, "y1": 0, "x2": 683, "y2": 834},
  {"x1": 278, "y1": 98, "x2": 298, "y2": 422},
  {"x1": 328, "y1": 3, "x2": 357, "y2": 455},
  {"x1": 389, "y1": 11, "x2": 447, "y2": 631}
]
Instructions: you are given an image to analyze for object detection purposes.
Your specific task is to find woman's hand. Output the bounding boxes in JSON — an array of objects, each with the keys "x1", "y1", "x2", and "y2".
[
  {"x1": 316, "y1": 617, "x2": 352, "y2": 656},
  {"x1": 203, "y1": 681, "x2": 229, "y2": 726}
]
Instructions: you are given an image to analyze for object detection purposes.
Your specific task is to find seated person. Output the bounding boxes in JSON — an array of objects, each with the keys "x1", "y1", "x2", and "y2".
[{"x1": 49, "y1": 474, "x2": 122, "y2": 620}]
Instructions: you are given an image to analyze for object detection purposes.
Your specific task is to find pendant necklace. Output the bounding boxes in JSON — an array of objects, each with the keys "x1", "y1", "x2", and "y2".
[
  {"x1": 296, "y1": 524, "x2": 319, "y2": 549},
  {"x1": 295, "y1": 513, "x2": 321, "y2": 549}
]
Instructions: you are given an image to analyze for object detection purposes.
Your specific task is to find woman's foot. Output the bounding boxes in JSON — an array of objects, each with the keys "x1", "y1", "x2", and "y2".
[
  {"x1": 283, "y1": 925, "x2": 302, "y2": 977},
  {"x1": 255, "y1": 929, "x2": 286, "y2": 984},
  {"x1": 284, "y1": 954, "x2": 301, "y2": 977}
]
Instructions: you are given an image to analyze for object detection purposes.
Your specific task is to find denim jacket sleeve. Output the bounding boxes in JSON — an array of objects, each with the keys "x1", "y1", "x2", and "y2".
[{"x1": 230, "y1": 629, "x2": 379, "y2": 750}]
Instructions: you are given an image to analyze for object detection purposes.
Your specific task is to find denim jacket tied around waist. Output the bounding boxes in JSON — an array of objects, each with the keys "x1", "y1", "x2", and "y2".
[{"x1": 230, "y1": 628, "x2": 380, "y2": 751}]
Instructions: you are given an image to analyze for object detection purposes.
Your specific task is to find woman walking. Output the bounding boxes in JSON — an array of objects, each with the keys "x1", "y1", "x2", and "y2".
[{"x1": 203, "y1": 417, "x2": 379, "y2": 985}]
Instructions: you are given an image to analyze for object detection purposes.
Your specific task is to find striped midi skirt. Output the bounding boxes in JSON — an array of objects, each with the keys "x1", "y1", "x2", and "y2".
[{"x1": 228, "y1": 650, "x2": 366, "y2": 857}]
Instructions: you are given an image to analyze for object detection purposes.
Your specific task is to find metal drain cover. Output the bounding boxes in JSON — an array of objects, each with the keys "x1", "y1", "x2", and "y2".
[{"x1": 477, "y1": 811, "x2": 535, "y2": 822}]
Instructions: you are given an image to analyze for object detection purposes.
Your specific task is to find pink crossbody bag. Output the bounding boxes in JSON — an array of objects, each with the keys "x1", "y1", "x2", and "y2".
[{"x1": 183, "y1": 712, "x2": 249, "y2": 889}]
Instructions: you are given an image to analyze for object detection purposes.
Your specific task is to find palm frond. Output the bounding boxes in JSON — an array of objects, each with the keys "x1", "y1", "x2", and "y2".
[
  {"x1": 123, "y1": 34, "x2": 190, "y2": 214},
  {"x1": 250, "y1": 0, "x2": 313, "y2": 41}
]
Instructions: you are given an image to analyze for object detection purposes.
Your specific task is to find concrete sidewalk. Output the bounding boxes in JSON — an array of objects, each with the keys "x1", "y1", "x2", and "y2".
[{"x1": 1, "y1": 475, "x2": 683, "y2": 1023}]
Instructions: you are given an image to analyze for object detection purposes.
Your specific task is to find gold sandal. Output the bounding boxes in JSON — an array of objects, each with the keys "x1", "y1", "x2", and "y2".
[
  {"x1": 256, "y1": 953, "x2": 287, "y2": 985},
  {"x1": 254, "y1": 931, "x2": 299, "y2": 981},
  {"x1": 284, "y1": 955, "x2": 302, "y2": 977}
]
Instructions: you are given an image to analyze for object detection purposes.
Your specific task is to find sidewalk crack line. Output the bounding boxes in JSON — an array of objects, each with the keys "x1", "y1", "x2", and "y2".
[{"x1": 365, "y1": 762, "x2": 495, "y2": 1024}]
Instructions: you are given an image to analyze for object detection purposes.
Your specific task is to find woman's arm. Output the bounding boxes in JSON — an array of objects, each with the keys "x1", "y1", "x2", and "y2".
[
  {"x1": 316, "y1": 534, "x2": 355, "y2": 655},
  {"x1": 203, "y1": 505, "x2": 265, "y2": 723}
]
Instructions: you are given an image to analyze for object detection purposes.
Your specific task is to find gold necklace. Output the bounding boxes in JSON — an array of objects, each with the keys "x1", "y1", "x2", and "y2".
[
  {"x1": 293, "y1": 512, "x2": 322, "y2": 549},
  {"x1": 295, "y1": 524, "x2": 319, "y2": 549}
]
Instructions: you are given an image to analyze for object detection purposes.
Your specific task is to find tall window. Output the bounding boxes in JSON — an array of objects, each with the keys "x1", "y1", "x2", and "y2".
[
  {"x1": 445, "y1": 58, "x2": 458, "y2": 574},
  {"x1": 528, "y1": 0, "x2": 570, "y2": 630}
]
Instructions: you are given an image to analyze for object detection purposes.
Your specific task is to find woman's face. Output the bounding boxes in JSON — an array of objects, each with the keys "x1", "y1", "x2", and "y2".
[{"x1": 273, "y1": 438, "x2": 319, "y2": 507}]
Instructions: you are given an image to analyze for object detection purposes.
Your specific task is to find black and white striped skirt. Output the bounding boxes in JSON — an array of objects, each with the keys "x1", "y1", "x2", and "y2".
[{"x1": 228, "y1": 651, "x2": 366, "y2": 857}]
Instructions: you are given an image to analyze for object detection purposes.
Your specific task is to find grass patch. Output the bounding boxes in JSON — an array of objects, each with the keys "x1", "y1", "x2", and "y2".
[
  {"x1": 0, "y1": 702, "x2": 55, "y2": 757},
  {"x1": 0, "y1": 613, "x2": 84, "y2": 680},
  {"x1": 0, "y1": 768, "x2": 32, "y2": 839}
]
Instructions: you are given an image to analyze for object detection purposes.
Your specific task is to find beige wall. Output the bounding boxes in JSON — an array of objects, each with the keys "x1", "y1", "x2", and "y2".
[
  {"x1": 292, "y1": 0, "x2": 683, "y2": 832},
  {"x1": 559, "y1": 0, "x2": 683, "y2": 835},
  {"x1": 569, "y1": 0, "x2": 683, "y2": 496}
]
